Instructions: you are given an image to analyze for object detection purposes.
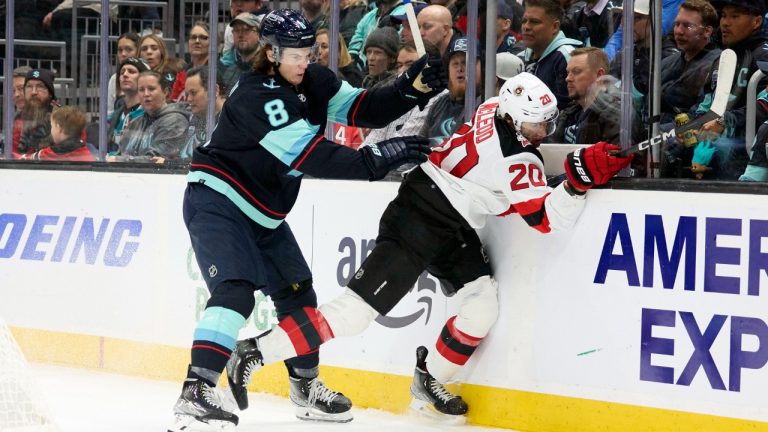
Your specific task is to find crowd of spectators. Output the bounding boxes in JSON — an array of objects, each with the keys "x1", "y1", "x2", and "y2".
[{"x1": 3, "y1": 0, "x2": 768, "y2": 182}]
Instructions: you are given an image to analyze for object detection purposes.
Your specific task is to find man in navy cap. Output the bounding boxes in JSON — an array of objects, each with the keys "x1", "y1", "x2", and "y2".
[
  {"x1": 389, "y1": 2, "x2": 428, "y2": 44},
  {"x1": 689, "y1": 0, "x2": 768, "y2": 180}
]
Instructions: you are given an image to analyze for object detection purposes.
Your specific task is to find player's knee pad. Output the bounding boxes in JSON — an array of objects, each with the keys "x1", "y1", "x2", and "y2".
[
  {"x1": 271, "y1": 279, "x2": 318, "y2": 319},
  {"x1": 455, "y1": 275, "x2": 499, "y2": 338},
  {"x1": 318, "y1": 288, "x2": 378, "y2": 338},
  {"x1": 207, "y1": 279, "x2": 257, "y2": 319}
]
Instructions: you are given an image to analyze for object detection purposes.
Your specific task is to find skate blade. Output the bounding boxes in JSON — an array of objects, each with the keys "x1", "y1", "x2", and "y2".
[
  {"x1": 408, "y1": 398, "x2": 466, "y2": 425},
  {"x1": 294, "y1": 405, "x2": 354, "y2": 423},
  {"x1": 168, "y1": 415, "x2": 237, "y2": 432}
]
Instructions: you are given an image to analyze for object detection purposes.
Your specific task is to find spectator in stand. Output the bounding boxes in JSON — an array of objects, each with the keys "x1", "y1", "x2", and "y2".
[
  {"x1": 362, "y1": 27, "x2": 400, "y2": 89},
  {"x1": 660, "y1": 0, "x2": 720, "y2": 124},
  {"x1": 495, "y1": 51, "x2": 524, "y2": 95},
  {"x1": 603, "y1": 0, "x2": 684, "y2": 61},
  {"x1": 692, "y1": 0, "x2": 768, "y2": 180},
  {"x1": 740, "y1": 63, "x2": 768, "y2": 181},
  {"x1": 418, "y1": 5, "x2": 457, "y2": 57},
  {"x1": 553, "y1": 47, "x2": 621, "y2": 144},
  {"x1": 21, "y1": 106, "x2": 95, "y2": 161},
  {"x1": 520, "y1": 0, "x2": 582, "y2": 110},
  {"x1": 301, "y1": 0, "x2": 329, "y2": 32},
  {"x1": 108, "y1": 33, "x2": 140, "y2": 117},
  {"x1": 181, "y1": 66, "x2": 227, "y2": 160},
  {"x1": 139, "y1": 34, "x2": 185, "y2": 100},
  {"x1": 139, "y1": 34, "x2": 170, "y2": 75},
  {"x1": 316, "y1": 29, "x2": 364, "y2": 87},
  {"x1": 12, "y1": 66, "x2": 32, "y2": 113},
  {"x1": 348, "y1": 0, "x2": 407, "y2": 69},
  {"x1": 109, "y1": 58, "x2": 149, "y2": 153},
  {"x1": 221, "y1": 0, "x2": 270, "y2": 67},
  {"x1": 14, "y1": 69, "x2": 58, "y2": 156},
  {"x1": 415, "y1": 37, "x2": 482, "y2": 146},
  {"x1": 113, "y1": 71, "x2": 189, "y2": 163},
  {"x1": 496, "y1": 0, "x2": 519, "y2": 53},
  {"x1": 220, "y1": 12, "x2": 262, "y2": 93},
  {"x1": 172, "y1": 22, "x2": 212, "y2": 101},
  {"x1": 339, "y1": 0, "x2": 368, "y2": 45},
  {"x1": 659, "y1": 0, "x2": 720, "y2": 177},
  {"x1": 389, "y1": 3, "x2": 429, "y2": 44}
]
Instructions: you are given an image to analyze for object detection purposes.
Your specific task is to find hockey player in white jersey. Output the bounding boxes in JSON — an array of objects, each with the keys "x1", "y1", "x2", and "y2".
[{"x1": 225, "y1": 72, "x2": 633, "y2": 421}]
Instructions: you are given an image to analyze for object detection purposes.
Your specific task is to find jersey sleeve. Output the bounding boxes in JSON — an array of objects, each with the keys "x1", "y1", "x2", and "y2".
[
  {"x1": 494, "y1": 153, "x2": 586, "y2": 233},
  {"x1": 321, "y1": 67, "x2": 420, "y2": 129}
]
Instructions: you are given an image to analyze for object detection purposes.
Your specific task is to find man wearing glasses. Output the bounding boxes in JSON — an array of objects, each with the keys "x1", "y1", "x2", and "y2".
[{"x1": 660, "y1": 0, "x2": 721, "y2": 125}]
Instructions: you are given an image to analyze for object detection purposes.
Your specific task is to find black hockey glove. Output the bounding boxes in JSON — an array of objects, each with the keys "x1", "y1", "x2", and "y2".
[
  {"x1": 360, "y1": 136, "x2": 432, "y2": 181},
  {"x1": 395, "y1": 54, "x2": 447, "y2": 109}
]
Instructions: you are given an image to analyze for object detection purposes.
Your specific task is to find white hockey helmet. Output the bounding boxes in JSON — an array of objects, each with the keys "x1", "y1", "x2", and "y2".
[{"x1": 497, "y1": 72, "x2": 559, "y2": 141}]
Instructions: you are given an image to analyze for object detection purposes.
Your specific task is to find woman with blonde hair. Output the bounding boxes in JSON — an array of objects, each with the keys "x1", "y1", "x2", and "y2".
[
  {"x1": 316, "y1": 28, "x2": 364, "y2": 87},
  {"x1": 139, "y1": 34, "x2": 186, "y2": 99}
]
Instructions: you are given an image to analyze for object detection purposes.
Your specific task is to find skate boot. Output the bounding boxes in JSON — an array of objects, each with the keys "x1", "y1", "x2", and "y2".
[
  {"x1": 409, "y1": 346, "x2": 468, "y2": 423},
  {"x1": 289, "y1": 375, "x2": 353, "y2": 423},
  {"x1": 168, "y1": 378, "x2": 238, "y2": 431},
  {"x1": 225, "y1": 337, "x2": 264, "y2": 411}
]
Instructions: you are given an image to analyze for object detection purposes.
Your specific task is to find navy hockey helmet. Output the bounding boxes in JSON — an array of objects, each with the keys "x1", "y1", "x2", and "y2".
[{"x1": 259, "y1": 9, "x2": 316, "y2": 49}]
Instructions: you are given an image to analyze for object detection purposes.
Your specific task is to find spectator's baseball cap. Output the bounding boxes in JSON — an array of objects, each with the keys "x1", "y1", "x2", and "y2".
[
  {"x1": 24, "y1": 68, "x2": 56, "y2": 99},
  {"x1": 447, "y1": 37, "x2": 482, "y2": 59},
  {"x1": 390, "y1": 3, "x2": 428, "y2": 24},
  {"x1": 496, "y1": 52, "x2": 524, "y2": 81},
  {"x1": 498, "y1": 0, "x2": 515, "y2": 20},
  {"x1": 230, "y1": 12, "x2": 261, "y2": 28},
  {"x1": 119, "y1": 57, "x2": 150, "y2": 74},
  {"x1": 364, "y1": 26, "x2": 400, "y2": 58},
  {"x1": 613, "y1": 0, "x2": 649, "y2": 15},
  {"x1": 710, "y1": 0, "x2": 766, "y2": 15}
]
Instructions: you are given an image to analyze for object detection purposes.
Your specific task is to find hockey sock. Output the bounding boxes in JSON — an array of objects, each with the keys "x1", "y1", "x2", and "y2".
[
  {"x1": 428, "y1": 316, "x2": 484, "y2": 383},
  {"x1": 189, "y1": 306, "x2": 247, "y2": 385},
  {"x1": 258, "y1": 307, "x2": 334, "y2": 364}
]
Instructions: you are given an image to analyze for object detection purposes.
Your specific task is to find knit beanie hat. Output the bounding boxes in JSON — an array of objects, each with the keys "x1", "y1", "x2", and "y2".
[
  {"x1": 364, "y1": 27, "x2": 400, "y2": 58},
  {"x1": 25, "y1": 68, "x2": 56, "y2": 100}
]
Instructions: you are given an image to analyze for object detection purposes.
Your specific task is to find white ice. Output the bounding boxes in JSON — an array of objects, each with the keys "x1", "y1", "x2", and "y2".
[{"x1": 33, "y1": 364, "x2": 512, "y2": 431}]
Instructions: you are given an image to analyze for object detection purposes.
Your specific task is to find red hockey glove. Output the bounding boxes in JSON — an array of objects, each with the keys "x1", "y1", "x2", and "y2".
[{"x1": 564, "y1": 142, "x2": 633, "y2": 190}]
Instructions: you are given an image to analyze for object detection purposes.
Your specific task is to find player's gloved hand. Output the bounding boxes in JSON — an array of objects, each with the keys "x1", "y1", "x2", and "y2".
[
  {"x1": 564, "y1": 141, "x2": 633, "y2": 190},
  {"x1": 360, "y1": 136, "x2": 431, "y2": 181},
  {"x1": 395, "y1": 54, "x2": 447, "y2": 109}
]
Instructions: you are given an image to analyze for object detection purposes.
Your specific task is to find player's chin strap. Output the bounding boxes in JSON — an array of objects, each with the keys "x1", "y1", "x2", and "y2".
[{"x1": 515, "y1": 130, "x2": 533, "y2": 148}]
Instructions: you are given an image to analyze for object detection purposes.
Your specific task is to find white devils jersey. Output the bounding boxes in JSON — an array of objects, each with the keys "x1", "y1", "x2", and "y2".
[{"x1": 421, "y1": 97, "x2": 586, "y2": 231}]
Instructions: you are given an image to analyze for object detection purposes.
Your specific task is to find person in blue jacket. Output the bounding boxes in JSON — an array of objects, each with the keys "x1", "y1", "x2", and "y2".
[
  {"x1": 519, "y1": 0, "x2": 583, "y2": 110},
  {"x1": 603, "y1": 0, "x2": 685, "y2": 61},
  {"x1": 168, "y1": 9, "x2": 446, "y2": 431}
]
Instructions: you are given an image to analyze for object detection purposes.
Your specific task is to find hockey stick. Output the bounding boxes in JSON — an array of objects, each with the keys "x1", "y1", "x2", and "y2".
[
  {"x1": 403, "y1": 0, "x2": 426, "y2": 56},
  {"x1": 616, "y1": 48, "x2": 737, "y2": 157}
]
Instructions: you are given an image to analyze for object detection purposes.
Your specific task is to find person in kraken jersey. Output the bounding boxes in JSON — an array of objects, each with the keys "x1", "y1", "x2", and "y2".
[
  {"x1": 225, "y1": 72, "x2": 633, "y2": 421},
  {"x1": 169, "y1": 8, "x2": 446, "y2": 431}
]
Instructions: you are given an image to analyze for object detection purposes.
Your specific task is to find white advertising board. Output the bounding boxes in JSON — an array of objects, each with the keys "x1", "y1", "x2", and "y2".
[{"x1": 1, "y1": 169, "x2": 767, "y2": 425}]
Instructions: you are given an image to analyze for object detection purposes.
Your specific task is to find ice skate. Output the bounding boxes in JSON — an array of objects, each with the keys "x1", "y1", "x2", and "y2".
[
  {"x1": 168, "y1": 378, "x2": 238, "y2": 432},
  {"x1": 289, "y1": 375, "x2": 353, "y2": 423},
  {"x1": 409, "y1": 346, "x2": 468, "y2": 424},
  {"x1": 225, "y1": 337, "x2": 264, "y2": 410}
]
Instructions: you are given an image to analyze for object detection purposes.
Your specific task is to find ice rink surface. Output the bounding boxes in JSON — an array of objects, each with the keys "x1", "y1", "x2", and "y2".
[{"x1": 33, "y1": 364, "x2": 511, "y2": 431}]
